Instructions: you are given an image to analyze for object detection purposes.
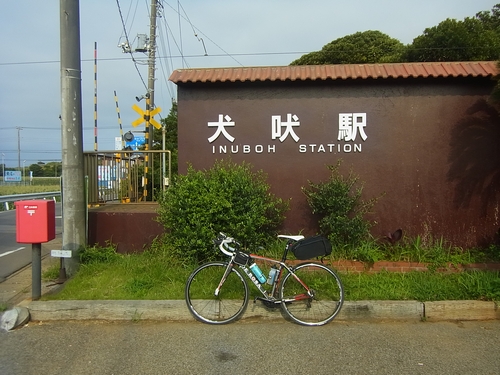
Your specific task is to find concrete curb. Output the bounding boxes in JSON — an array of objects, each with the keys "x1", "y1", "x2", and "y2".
[
  {"x1": 425, "y1": 300, "x2": 500, "y2": 321},
  {"x1": 18, "y1": 299, "x2": 499, "y2": 323}
]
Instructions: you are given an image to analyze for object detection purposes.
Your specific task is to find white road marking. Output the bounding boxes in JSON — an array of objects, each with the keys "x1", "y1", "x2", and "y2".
[{"x1": 0, "y1": 247, "x2": 26, "y2": 258}]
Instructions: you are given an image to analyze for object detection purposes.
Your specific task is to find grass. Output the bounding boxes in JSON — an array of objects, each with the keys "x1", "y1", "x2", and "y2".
[
  {"x1": 43, "y1": 246, "x2": 190, "y2": 300},
  {"x1": 42, "y1": 239, "x2": 500, "y2": 302},
  {"x1": 0, "y1": 178, "x2": 60, "y2": 195},
  {"x1": 0, "y1": 180, "x2": 61, "y2": 210},
  {"x1": 342, "y1": 271, "x2": 500, "y2": 301}
]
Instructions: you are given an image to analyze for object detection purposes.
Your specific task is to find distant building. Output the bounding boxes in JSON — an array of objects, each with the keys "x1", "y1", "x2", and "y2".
[{"x1": 170, "y1": 61, "x2": 499, "y2": 248}]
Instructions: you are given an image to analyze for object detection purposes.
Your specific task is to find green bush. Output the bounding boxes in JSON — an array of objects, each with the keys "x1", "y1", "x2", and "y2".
[
  {"x1": 302, "y1": 161, "x2": 379, "y2": 247},
  {"x1": 157, "y1": 160, "x2": 289, "y2": 262}
]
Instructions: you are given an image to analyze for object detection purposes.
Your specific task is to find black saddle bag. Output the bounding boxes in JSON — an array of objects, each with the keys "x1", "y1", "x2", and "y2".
[{"x1": 290, "y1": 236, "x2": 332, "y2": 260}]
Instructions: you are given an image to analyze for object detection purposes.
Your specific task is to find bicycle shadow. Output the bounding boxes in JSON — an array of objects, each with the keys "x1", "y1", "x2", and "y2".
[{"x1": 447, "y1": 98, "x2": 500, "y2": 217}]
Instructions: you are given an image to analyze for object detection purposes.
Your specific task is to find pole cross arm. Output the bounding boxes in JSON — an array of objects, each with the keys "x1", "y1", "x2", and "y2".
[{"x1": 132, "y1": 104, "x2": 162, "y2": 129}]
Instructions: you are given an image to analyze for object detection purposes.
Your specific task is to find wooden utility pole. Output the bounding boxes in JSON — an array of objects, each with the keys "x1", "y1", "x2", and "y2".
[{"x1": 60, "y1": 0, "x2": 86, "y2": 275}]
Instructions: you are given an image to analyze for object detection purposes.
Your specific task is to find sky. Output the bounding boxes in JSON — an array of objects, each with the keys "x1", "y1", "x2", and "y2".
[{"x1": 0, "y1": 0, "x2": 497, "y2": 168}]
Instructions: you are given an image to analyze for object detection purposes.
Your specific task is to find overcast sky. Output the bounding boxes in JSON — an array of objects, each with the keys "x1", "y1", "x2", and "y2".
[{"x1": 0, "y1": 0, "x2": 497, "y2": 167}]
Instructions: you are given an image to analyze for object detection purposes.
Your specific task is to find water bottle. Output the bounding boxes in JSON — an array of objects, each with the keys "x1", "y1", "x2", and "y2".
[
  {"x1": 249, "y1": 263, "x2": 266, "y2": 284},
  {"x1": 267, "y1": 267, "x2": 277, "y2": 285}
]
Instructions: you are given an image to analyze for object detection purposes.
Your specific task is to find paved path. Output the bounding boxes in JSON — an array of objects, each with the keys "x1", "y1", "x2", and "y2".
[{"x1": 1, "y1": 320, "x2": 499, "y2": 375}]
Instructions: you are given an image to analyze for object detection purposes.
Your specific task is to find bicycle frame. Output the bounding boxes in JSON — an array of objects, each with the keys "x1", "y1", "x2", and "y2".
[{"x1": 224, "y1": 252, "x2": 314, "y2": 304}]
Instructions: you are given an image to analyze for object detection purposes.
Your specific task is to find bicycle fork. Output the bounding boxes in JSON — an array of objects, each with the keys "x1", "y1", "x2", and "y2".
[{"x1": 214, "y1": 262, "x2": 235, "y2": 296}]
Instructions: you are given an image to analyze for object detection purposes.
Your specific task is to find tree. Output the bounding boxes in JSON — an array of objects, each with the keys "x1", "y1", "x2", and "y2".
[
  {"x1": 405, "y1": 17, "x2": 500, "y2": 62},
  {"x1": 290, "y1": 31, "x2": 405, "y2": 65},
  {"x1": 43, "y1": 162, "x2": 61, "y2": 177},
  {"x1": 29, "y1": 163, "x2": 44, "y2": 177},
  {"x1": 152, "y1": 102, "x2": 178, "y2": 175},
  {"x1": 475, "y1": 4, "x2": 500, "y2": 34}
]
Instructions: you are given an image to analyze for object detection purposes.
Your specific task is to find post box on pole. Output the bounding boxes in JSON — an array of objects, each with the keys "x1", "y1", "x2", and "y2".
[{"x1": 14, "y1": 200, "x2": 56, "y2": 300}]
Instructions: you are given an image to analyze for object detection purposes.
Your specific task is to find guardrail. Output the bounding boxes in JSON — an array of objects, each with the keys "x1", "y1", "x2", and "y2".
[{"x1": 0, "y1": 192, "x2": 61, "y2": 211}]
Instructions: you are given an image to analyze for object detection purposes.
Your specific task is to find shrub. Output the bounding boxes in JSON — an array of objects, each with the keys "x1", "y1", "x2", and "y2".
[
  {"x1": 157, "y1": 160, "x2": 289, "y2": 262},
  {"x1": 302, "y1": 161, "x2": 379, "y2": 247}
]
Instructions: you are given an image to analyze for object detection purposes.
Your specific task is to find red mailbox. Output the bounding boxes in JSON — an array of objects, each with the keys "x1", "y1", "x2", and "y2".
[{"x1": 15, "y1": 200, "x2": 56, "y2": 243}]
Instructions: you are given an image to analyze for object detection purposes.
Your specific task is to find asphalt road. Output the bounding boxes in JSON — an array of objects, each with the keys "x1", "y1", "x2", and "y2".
[
  {"x1": 0, "y1": 203, "x2": 62, "y2": 280},
  {"x1": 1, "y1": 320, "x2": 499, "y2": 375}
]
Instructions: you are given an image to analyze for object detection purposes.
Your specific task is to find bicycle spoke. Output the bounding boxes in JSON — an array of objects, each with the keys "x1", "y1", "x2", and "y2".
[
  {"x1": 280, "y1": 263, "x2": 344, "y2": 326},
  {"x1": 185, "y1": 262, "x2": 249, "y2": 324}
]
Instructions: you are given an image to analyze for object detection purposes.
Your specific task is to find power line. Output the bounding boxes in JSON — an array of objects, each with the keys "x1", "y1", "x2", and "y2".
[
  {"x1": 115, "y1": 0, "x2": 148, "y2": 90},
  {"x1": 159, "y1": 0, "x2": 243, "y2": 67},
  {"x1": 3, "y1": 46, "x2": 498, "y2": 67}
]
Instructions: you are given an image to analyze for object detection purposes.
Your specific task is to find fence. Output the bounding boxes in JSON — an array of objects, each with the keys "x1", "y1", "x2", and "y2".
[
  {"x1": 84, "y1": 150, "x2": 171, "y2": 205},
  {"x1": 0, "y1": 192, "x2": 61, "y2": 211},
  {"x1": 0, "y1": 150, "x2": 171, "y2": 209}
]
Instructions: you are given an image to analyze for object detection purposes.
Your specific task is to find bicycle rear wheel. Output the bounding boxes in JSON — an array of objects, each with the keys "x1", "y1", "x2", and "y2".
[
  {"x1": 185, "y1": 261, "x2": 249, "y2": 324},
  {"x1": 280, "y1": 262, "x2": 344, "y2": 326}
]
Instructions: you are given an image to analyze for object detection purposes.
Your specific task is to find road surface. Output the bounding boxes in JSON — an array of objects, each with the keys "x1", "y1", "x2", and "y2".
[{"x1": 0, "y1": 320, "x2": 498, "y2": 375}]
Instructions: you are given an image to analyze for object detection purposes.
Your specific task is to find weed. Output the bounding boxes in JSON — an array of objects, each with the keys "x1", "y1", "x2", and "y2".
[
  {"x1": 42, "y1": 264, "x2": 61, "y2": 281},
  {"x1": 0, "y1": 302, "x2": 8, "y2": 312},
  {"x1": 79, "y1": 243, "x2": 121, "y2": 265},
  {"x1": 131, "y1": 309, "x2": 143, "y2": 323}
]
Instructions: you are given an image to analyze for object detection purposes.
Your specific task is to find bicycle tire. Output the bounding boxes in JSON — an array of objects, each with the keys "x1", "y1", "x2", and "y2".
[
  {"x1": 280, "y1": 262, "x2": 344, "y2": 326},
  {"x1": 185, "y1": 261, "x2": 249, "y2": 324}
]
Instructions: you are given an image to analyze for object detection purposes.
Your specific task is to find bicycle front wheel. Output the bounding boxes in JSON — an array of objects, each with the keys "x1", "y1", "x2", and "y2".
[
  {"x1": 185, "y1": 261, "x2": 249, "y2": 324},
  {"x1": 280, "y1": 262, "x2": 344, "y2": 326}
]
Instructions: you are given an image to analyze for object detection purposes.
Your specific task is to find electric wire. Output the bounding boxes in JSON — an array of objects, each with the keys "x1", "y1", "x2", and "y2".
[
  {"x1": 4, "y1": 45, "x2": 497, "y2": 67},
  {"x1": 177, "y1": 0, "x2": 184, "y2": 67},
  {"x1": 177, "y1": 1, "x2": 207, "y2": 56},
  {"x1": 116, "y1": 0, "x2": 148, "y2": 90},
  {"x1": 157, "y1": 14, "x2": 175, "y2": 101},
  {"x1": 159, "y1": 0, "x2": 243, "y2": 66}
]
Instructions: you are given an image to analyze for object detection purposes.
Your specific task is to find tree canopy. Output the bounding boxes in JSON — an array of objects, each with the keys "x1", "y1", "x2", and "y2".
[
  {"x1": 290, "y1": 31, "x2": 404, "y2": 65},
  {"x1": 405, "y1": 17, "x2": 500, "y2": 62},
  {"x1": 290, "y1": 4, "x2": 500, "y2": 65}
]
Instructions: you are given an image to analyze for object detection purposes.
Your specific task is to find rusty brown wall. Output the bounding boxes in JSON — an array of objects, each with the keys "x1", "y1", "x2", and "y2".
[
  {"x1": 88, "y1": 204, "x2": 164, "y2": 253},
  {"x1": 176, "y1": 78, "x2": 500, "y2": 248}
]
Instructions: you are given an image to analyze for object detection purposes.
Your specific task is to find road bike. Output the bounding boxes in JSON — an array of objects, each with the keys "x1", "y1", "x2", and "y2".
[{"x1": 185, "y1": 232, "x2": 344, "y2": 326}]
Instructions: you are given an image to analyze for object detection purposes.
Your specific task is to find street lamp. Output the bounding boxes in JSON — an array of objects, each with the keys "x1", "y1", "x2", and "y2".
[{"x1": 22, "y1": 160, "x2": 26, "y2": 185}]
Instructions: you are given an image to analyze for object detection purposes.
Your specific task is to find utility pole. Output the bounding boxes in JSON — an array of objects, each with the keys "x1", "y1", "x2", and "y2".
[
  {"x1": 16, "y1": 127, "x2": 22, "y2": 170},
  {"x1": 122, "y1": 0, "x2": 159, "y2": 200},
  {"x1": 148, "y1": 0, "x2": 158, "y2": 151},
  {"x1": 60, "y1": 0, "x2": 86, "y2": 276},
  {"x1": 141, "y1": 0, "x2": 158, "y2": 200}
]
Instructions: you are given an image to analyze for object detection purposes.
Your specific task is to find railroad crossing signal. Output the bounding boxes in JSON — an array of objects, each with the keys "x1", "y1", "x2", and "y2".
[{"x1": 131, "y1": 104, "x2": 162, "y2": 129}]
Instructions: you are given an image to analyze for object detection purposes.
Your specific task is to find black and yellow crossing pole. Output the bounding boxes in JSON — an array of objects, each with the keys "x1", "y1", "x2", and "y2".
[
  {"x1": 132, "y1": 94, "x2": 162, "y2": 201},
  {"x1": 143, "y1": 95, "x2": 151, "y2": 200},
  {"x1": 93, "y1": 41, "x2": 98, "y2": 152}
]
